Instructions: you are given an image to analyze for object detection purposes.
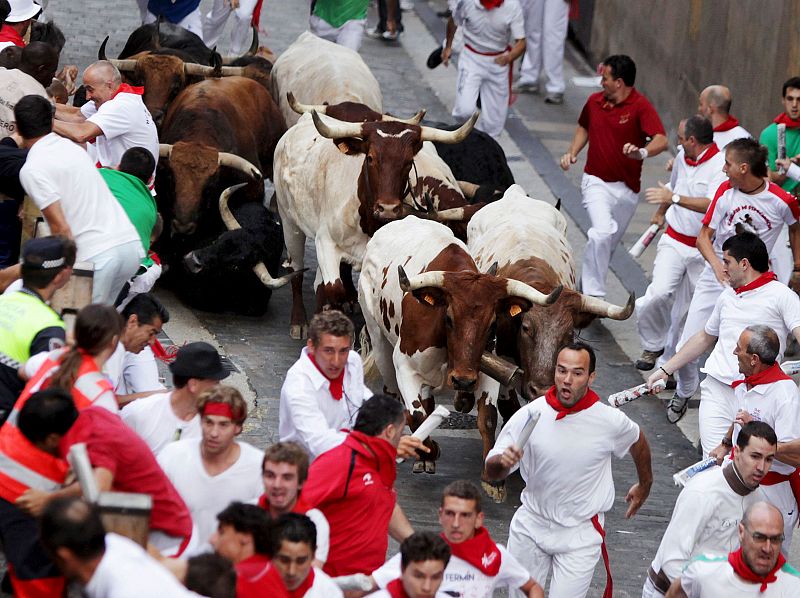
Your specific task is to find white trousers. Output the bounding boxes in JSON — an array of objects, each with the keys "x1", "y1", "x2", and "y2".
[
  {"x1": 636, "y1": 234, "x2": 704, "y2": 353},
  {"x1": 145, "y1": 9, "x2": 203, "y2": 37},
  {"x1": 674, "y1": 266, "x2": 723, "y2": 399},
  {"x1": 580, "y1": 174, "x2": 639, "y2": 297},
  {"x1": 518, "y1": 0, "x2": 569, "y2": 93},
  {"x1": 507, "y1": 507, "x2": 602, "y2": 598},
  {"x1": 203, "y1": 0, "x2": 259, "y2": 55},
  {"x1": 760, "y1": 480, "x2": 798, "y2": 556},
  {"x1": 452, "y1": 48, "x2": 509, "y2": 139},
  {"x1": 698, "y1": 375, "x2": 736, "y2": 457},
  {"x1": 88, "y1": 240, "x2": 144, "y2": 306},
  {"x1": 135, "y1": 0, "x2": 148, "y2": 22},
  {"x1": 308, "y1": 14, "x2": 366, "y2": 52}
]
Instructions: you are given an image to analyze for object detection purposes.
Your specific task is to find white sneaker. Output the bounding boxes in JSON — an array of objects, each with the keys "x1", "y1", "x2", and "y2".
[{"x1": 400, "y1": 0, "x2": 414, "y2": 10}]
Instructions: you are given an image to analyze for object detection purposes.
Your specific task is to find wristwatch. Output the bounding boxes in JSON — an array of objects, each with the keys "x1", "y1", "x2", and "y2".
[{"x1": 671, "y1": 193, "x2": 680, "y2": 205}]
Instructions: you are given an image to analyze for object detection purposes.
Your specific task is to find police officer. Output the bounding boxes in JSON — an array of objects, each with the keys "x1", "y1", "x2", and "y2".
[{"x1": 0, "y1": 237, "x2": 75, "y2": 423}]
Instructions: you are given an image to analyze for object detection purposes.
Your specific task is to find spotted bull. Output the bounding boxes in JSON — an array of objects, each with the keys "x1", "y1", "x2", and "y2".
[
  {"x1": 273, "y1": 109, "x2": 477, "y2": 338},
  {"x1": 358, "y1": 217, "x2": 561, "y2": 473},
  {"x1": 466, "y1": 185, "x2": 634, "y2": 500}
]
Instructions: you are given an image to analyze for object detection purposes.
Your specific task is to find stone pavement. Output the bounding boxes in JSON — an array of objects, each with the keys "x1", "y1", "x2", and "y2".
[{"x1": 5, "y1": 1, "x2": 754, "y2": 595}]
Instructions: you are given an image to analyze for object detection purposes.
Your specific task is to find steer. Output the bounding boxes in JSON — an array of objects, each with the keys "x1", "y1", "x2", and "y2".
[
  {"x1": 466, "y1": 185, "x2": 634, "y2": 500},
  {"x1": 359, "y1": 217, "x2": 561, "y2": 473},
  {"x1": 273, "y1": 110, "x2": 477, "y2": 338},
  {"x1": 270, "y1": 31, "x2": 383, "y2": 128}
]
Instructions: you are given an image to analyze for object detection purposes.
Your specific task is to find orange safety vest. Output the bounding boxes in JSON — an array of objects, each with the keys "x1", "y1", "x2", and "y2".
[{"x1": 0, "y1": 350, "x2": 114, "y2": 503}]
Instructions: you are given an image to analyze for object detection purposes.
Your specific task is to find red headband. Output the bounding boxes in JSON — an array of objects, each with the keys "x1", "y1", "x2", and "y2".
[{"x1": 202, "y1": 402, "x2": 235, "y2": 420}]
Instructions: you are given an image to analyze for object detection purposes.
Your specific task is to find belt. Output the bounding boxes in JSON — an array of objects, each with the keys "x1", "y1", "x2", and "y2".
[
  {"x1": 590, "y1": 514, "x2": 613, "y2": 598},
  {"x1": 647, "y1": 566, "x2": 670, "y2": 594},
  {"x1": 665, "y1": 225, "x2": 697, "y2": 248},
  {"x1": 464, "y1": 43, "x2": 514, "y2": 106}
]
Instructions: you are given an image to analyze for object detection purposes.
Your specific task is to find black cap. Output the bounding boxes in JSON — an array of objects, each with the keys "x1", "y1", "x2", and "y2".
[
  {"x1": 21, "y1": 237, "x2": 68, "y2": 270},
  {"x1": 169, "y1": 342, "x2": 229, "y2": 380}
]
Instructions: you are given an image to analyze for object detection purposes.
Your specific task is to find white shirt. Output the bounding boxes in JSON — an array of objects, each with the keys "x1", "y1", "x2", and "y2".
[
  {"x1": 86, "y1": 533, "x2": 203, "y2": 598},
  {"x1": 703, "y1": 281, "x2": 800, "y2": 385},
  {"x1": 305, "y1": 567, "x2": 343, "y2": 598},
  {"x1": 733, "y1": 379, "x2": 800, "y2": 476},
  {"x1": 279, "y1": 347, "x2": 372, "y2": 459},
  {"x1": 486, "y1": 398, "x2": 640, "y2": 527},
  {"x1": 104, "y1": 343, "x2": 165, "y2": 396},
  {"x1": 0, "y1": 68, "x2": 49, "y2": 139},
  {"x1": 157, "y1": 437, "x2": 264, "y2": 553},
  {"x1": 714, "y1": 126, "x2": 752, "y2": 150},
  {"x1": 649, "y1": 465, "x2": 766, "y2": 582},
  {"x1": 19, "y1": 133, "x2": 142, "y2": 262},
  {"x1": 704, "y1": 181, "x2": 799, "y2": 260},
  {"x1": 121, "y1": 391, "x2": 200, "y2": 456},
  {"x1": 449, "y1": 0, "x2": 525, "y2": 53},
  {"x1": 666, "y1": 147, "x2": 727, "y2": 237},
  {"x1": 372, "y1": 543, "x2": 529, "y2": 598},
  {"x1": 81, "y1": 91, "x2": 159, "y2": 179},
  {"x1": 681, "y1": 554, "x2": 800, "y2": 597}
]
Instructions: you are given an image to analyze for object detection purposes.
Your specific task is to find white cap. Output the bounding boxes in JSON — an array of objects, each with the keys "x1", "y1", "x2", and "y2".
[{"x1": 6, "y1": 0, "x2": 41, "y2": 23}]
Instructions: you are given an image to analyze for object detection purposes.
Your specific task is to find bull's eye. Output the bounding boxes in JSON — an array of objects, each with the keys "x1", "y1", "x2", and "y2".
[
  {"x1": 521, "y1": 323, "x2": 531, "y2": 334},
  {"x1": 366, "y1": 154, "x2": 374, "y2": 164},
  {"x1": 444, "y1": 314, "x2": 453, "y2": 328}
]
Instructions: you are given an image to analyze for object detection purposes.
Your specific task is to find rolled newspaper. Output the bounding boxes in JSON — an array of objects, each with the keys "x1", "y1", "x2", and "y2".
[
  {"x1": 332, "y1": 573, "x2": 374, "y2": 591},
  {"x1": 781, "y1": 360, "x2": 800, "y2": 376},
  {"x1": 608, "y1": 380, "x2": 667, "y2": 408},
  {"x1": 515, "y1": 410, "x2": 541, "y2": 449},
  {"x1": 629, "y1": 224, "x2": 662, "y2": 258},
  {"x1": 673, "y1": 457, "x2": 717, "y2": 487},
  {"x1": 778, "y1": 123, "x2": 787, "y2": 174},
  {"x1": 411, "y1": 405, "x2": 451, "y2": 441},
  {"x1": 68, "y1": 443, "x2": 100, "y2": 503}
]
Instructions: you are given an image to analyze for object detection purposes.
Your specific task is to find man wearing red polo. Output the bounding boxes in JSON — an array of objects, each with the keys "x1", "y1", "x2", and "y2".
[{"x1": 561, "y1": 54, "x2": 667, "y2": 298}]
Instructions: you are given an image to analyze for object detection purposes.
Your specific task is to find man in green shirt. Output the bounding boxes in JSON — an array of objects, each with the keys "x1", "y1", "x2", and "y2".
[
  {"x1": 760, "y1": 76, "x2": 800, "y2": 196},
  {"x1": 309, "y1": 0, "x2": 395, "y2": 51}
]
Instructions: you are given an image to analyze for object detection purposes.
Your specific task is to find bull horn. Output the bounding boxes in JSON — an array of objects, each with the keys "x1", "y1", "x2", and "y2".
[
  {"x1": 218, "y1": 183, "x2": 303, "y2": 289},
  {"x1": 382, "y1": 109, "x2": 426, "y2": 125},
  {"x1": 431, "y1": 207, "x2": 466, "y2": 221},
  {"x1": 247, "y1": 25, "x2": 259, "y2": 55},
  {"x1": 219, "y1": 66, "x2": 246, "y2": 76},
  {"x1": 184, "y1": 63, "x2": 218, "y2": 77},
  {"x1": 506, "y1": 280, "x2": 563, "y2": 307},
  {"x1": 311, "y1": 110, "x2": 362, "y2": 140},
  {"x1": 398, "y1": 265, "x2": 445, "y2": 292},
  {"x1": 420, "y1": 111, "x2": 479, "y2": 144},
  {"x1": 98, "y1": 36, "x2": 109, "y2": 60},
  {"x1": 287, "y1": 91, "x2": 327, "y2": 115},
  {"x1": 457, "y1": 180, "x2": 480, "y2": 199},
  {"x1": 486, "y1": 262, "x2": 498, "y2": 276},
  {"x1": 108, "y1": 58, "x2": 138, "y2": 72},
  {"x1": 158, "y1": 144, "x2": 173, "y2": 159},
  {"x1": 580, "y1": 291, "x2": 635, "y2": 320},
  {"x1": 217, "y1": 152, "x2": 262, "y2": 181},
  {"x1": 480, "y1": 352, "x2": 523, "y2": 388}
]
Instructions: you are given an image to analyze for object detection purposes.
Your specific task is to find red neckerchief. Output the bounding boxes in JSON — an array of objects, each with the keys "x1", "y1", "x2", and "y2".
[
  {"x1": 257, "y1": 493, "x2": 311, "y2": 514},
  {"x1": 0, "y1": 24, "x2": 24, "y2": 48},
  {"x1": 728, "y1": 547, "x2": 786, "y2": 592},
  {"x1": 732, "y1": 362, "x2": 792, "y2": 389},
  {"x1": 288, "y1": 568, "x2": 315, "y2": 598},
  {"x1": 443, "y1": 526, "x2": 501, "y2": 576},
  {"x1": 148, "y1": 250, "x2": 161, "y2": 265},
  {"x1": 714, "y1": 115, "x2": 740, "y2": 132},
  {"x1": 386, "y1": 579, "x2": 411, "y2": 598},
  {"x1": 684, "y1": 143, "x2": 719, "y2": 167},
  {"x1": 544, "y1": 385, "x2": 600, "y2": 420},
  {"x1": 111, "y1": 83, "x2": 144, "y2": 100},
  {"x1": 774, "y1": 113, "x2": 800, "y2": 129},
  {"x1": 307, "y1": 352, "x2": 344, "y2": 400},
  {"x1": 479, "y1": 0, "x2": 504, "y2": 8},
  {"x1": 345, "y1": 430, "x2": 397, "y2": 487},
  {"x1": 734, "y1": 271, "x2": 777, "y2": 295}
]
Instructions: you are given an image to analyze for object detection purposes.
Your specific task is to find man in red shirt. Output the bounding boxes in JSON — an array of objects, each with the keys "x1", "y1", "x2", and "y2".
[
  {"x1": 560, "y1": 54, "x2": 667, "y2": 298},
  {"x1": 302, "y1": 394, "x2": 414, "y2": 577}
]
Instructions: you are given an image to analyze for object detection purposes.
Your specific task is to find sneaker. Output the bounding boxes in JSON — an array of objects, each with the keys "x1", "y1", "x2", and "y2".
[
  {"x1": 400, "y1": 0, "x2": 414, "y2": 10},
  {"x1": 635, "y1": 348, "x2": 664, "y2": 371},
  {"x1": 366, "y1": 27, "x2": 385, "y2": 39},
  {"x1": 666, "y1": 394, "x2": 689, "y2": 424},
  {"x1": 513, "y1": 82, "x2": 539, "y2": 94},
  {"x1": 544, "y1": 93, "x2": 564, "y2": 105},
  {"x1": 382, "y1": 30, "x2": 399, "y2": 41}
]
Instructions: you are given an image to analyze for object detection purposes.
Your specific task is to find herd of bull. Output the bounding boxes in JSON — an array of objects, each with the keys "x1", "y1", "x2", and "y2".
[{"x1": 99, "y1": 24, "x2": 636, "y2": 501}]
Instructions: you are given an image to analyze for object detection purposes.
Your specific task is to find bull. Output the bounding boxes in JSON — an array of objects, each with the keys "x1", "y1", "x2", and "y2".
[
  {"x1": 466, "y1": 185, "x2": 634, "y2": 500},
  {"x1": 273, "y1": 109, "x2": 477, "y2": 338},
  {"x1": 270, "y1": 31, "x2": 383, "y2": 128},
  {"x1": 358, "y1": 216, "x2": 561, "y2": 473}
]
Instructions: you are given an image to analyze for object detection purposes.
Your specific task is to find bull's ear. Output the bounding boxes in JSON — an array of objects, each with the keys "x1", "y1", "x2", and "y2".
[
  {"x1": 411, "y1": 287, "x2": 446, "y2": 307},
  {"x1": 333, "y1": 137, "x2": 367, "y2": 156},
  {"x1": 501, "y1": 297, "x2": 530, "y2": 318}
]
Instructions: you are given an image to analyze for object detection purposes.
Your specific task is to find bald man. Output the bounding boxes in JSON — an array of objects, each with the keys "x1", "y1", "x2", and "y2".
[
  {"x1": 698, "y1": 85, "x2": 751, "y2": 149},
  {"x1": 53, "y1": 61, "x2": 158, "y2": 185}
]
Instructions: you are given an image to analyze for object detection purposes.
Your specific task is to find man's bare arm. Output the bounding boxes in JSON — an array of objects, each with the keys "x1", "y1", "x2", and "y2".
[
  {"x1": 53, "y1": 120, "x2": 103, "y2": 144},
  {"x1": 388, "y1": 503, "x2": 413, "y2": 542},
  {"x1": 664, "y1": 576, "x2": 687, "y2": 598},
  {"x1": 625, "y1": 431, "x2": 652, "y2": 518}
]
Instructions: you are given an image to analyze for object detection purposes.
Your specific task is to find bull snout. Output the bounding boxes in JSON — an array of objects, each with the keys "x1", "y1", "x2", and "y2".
[
  {"x1": 172, "y1": 220, "x2": 197, "y2": 236},
  {"x1": 450, "y1": 375, "x2": 477, "y2": 392},
  {"x1": 373, "y1": 202, "x2": 402, "y2": 221}
]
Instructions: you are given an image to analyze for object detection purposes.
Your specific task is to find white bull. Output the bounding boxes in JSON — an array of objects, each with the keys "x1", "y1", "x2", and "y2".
[{"x1": 270, "y1": 31, "x2": 383, "y2": 128}]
